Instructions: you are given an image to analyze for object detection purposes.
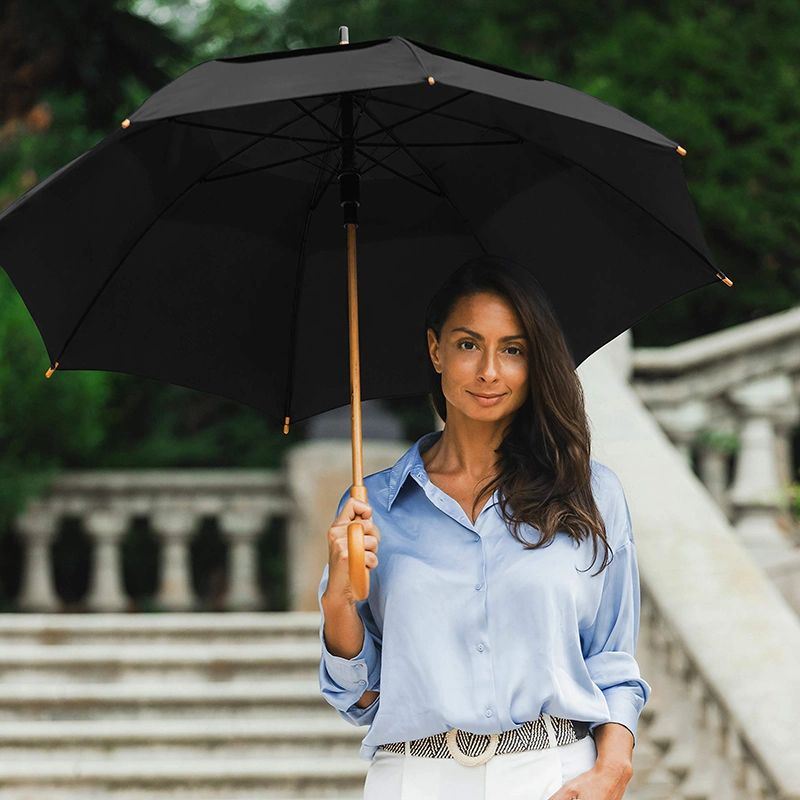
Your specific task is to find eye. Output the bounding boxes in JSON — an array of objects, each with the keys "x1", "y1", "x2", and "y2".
[
  {"x1": 506, "y1": 346, "x2": 524, "y2": 356},
  {"x1": 458, "y1": 340, "x2": 477, "y2": 350}
]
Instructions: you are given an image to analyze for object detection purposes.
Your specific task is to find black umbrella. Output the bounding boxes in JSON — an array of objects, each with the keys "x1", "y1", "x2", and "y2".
[{"x1": 0, "y1": 28, "x2": 731, "y2": 599}]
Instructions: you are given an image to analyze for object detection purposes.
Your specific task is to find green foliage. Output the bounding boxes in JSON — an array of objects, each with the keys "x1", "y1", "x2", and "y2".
[
  {"x1": 694, "y1": 427, "x2": 740, "y2": 454},
  {"x1": 0, "y1": 271, "x2": 112, "y2": 532}
]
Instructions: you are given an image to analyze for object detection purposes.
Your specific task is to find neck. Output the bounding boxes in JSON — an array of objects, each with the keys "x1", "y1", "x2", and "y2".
[{"x1": 423, "y1": 408, "x2": 512, "y2": 482}]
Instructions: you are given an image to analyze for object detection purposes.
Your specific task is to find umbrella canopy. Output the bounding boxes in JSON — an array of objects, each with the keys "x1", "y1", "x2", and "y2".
[{"x1": 0, "y1": 34, "x2": 729, "y2": 431}]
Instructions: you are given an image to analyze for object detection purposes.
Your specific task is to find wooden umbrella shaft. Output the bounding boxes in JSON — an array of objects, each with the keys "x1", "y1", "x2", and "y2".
[
  {"x1": 348, "y1": 221, "x2": 365, "y2": 491},
  {"x1": 347, "y1": 220, "x2": 369, "y2": 600}
]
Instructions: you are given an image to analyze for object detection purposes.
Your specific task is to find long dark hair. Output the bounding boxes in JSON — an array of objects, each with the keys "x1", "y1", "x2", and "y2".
[{"x1": 425, "y1": 254, "x2": 613, "y2": 575}]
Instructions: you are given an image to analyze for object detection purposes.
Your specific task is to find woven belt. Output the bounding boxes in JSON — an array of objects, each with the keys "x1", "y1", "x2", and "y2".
[{"x1": 379, "y1": 713, "x2": 590, "y2": 766}]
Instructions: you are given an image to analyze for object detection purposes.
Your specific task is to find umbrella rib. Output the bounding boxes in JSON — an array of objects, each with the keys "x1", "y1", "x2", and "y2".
[
  {"x1": 171, "y1": 117, "x2": 331, "y2": 145},
  {"x1": 282, "y1": 107, "x2": 342, "y2": 431},
  {"x1": 291, "y1": 99, "x2": 342, "y2": 141},
  {"x1": 352, "y1": 89, "x2": 373, "y2": 136},
  {"x1": 353, "y1": 146, "x2": 442, "y2": 196},
  {"x1": 286, "y1": 136, "x2": 341, "y2": 177},
  {"x1": 359, "y1": 94, "x2": 512, "y2": 140},
  {"x1": 357, "y1": 140, "x2": 402, "y2": 177},
  {"x1": 355, "y1": 91, "x2": 473, "y2": 142},
  {"x1": 360, "y1": 104, "x2": 487, "y2": 252},
  {"x1": 354, "y1": 139, "x2": 520, "y2": 147},
  {"x1": 366, "y1": 95, "x2": 720, "y2": 277},
  {"x1": 50, "y1": 101, "x2": 338, "y2": 367},
  {"x1": 202, "y1": 144, "x2": 340, "y2": 183},
  {"x1": 200, "y1": 96, "x2": 340, "y2": 180}
]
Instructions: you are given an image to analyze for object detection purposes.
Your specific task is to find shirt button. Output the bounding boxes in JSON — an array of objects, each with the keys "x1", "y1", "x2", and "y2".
[
  {"x1": 474, "y1": 535, "x2": 479, "y2": 542},
  {"x1": 476, "y1": 643, "x2": 484, "y2": 652},
  {"x1": 358, "y1": 680, "x2": 367, "y2": 685},
  {"x1": 475, "y1": 583, "x2": 482, "y2": 591},
  {"x1": 485, "y1": 709, "x2": 493, "y2": 717}
]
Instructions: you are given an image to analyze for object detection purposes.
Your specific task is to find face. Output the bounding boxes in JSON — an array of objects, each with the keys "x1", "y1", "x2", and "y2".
[{"x1": 427, "y1": 291, "x2": 530, "y2": 424}]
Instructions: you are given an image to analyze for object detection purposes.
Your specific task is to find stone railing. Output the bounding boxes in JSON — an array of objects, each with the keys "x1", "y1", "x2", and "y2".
[
  {"x1": 13, "y1": 470, "x2": 292, "y2": 613},
  {"x1": 631, "y1": 306, "x2": 800, "y2": 616},
  {"x1": 581, "y1": 335, "x2": 800, "y2": 800}
]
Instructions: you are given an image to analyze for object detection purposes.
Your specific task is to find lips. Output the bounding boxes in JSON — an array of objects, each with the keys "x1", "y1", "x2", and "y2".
[
  {"x1": 470, "y1": 392, "x2": 504, "y2": 398},
  {"x1": 468, "y1": 392, "x2": 506, "y2": 406}
]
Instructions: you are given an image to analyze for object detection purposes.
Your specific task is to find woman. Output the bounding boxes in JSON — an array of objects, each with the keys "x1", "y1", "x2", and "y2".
[{"x1": 318, "y1": 254, "x2": 651, "y2": 800}]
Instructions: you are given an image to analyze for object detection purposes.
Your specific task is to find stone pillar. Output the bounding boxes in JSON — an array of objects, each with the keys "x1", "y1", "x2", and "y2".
[
  {"x1": 152, "y1": 503, "x2": 200, "y2": 611},
  {"x1": 697, "y1": 445, "x2": 731, "y2": 513},
  {"x1": 696, "y1": 403, "x2": 737, "y2": 517},
  {"x1": 285, "y1": 440, "x2": 409, "y2": 611},
  {"x1": 85, "y1": 509, "x2": 130, "y2": 612},
  {"x1": 15, "y1": 505, "x2": 60, "y2": 612},
  {"x1": 219, "y1": 502, "x2": 265, "y2": 611},
  {"x1": 728, "y1": 373, "x2": 795, "y2": 565},
  {"x1": 649, "y1": 398, "x2": 708, "y2": 465}
]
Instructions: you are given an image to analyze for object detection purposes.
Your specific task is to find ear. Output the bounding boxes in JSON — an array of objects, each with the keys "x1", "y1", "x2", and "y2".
[{"x1": 427, "y1": 328, "x2": 442, "y2": 374}]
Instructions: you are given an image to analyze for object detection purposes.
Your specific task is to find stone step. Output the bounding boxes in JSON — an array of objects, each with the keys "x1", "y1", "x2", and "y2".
[
  {"x1": 0, "y1": 642, "x2": 322, "y2": 682},
  {"x1": 0, "y1": 613, "x2": 323, "y2": 646},
  {"x1": 0, "y1": 756, "x2": 368, "y2": 799},
  {"x1": 0, "y1": 680, "x2": 333, "y2": 720},
  {"x1": 0, "y1": 717, "x2": 364, "y2": 760}
]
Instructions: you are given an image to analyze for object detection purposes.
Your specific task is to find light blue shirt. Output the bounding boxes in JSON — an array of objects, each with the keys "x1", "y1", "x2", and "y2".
[{"x1": 317, "y1": 430, "x2": 651, "y2": 761}]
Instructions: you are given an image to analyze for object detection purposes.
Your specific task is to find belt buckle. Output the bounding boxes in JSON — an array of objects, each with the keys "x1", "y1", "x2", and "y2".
[{"x1": 445, "y1": 728, "x2": 500, "y2": 767}]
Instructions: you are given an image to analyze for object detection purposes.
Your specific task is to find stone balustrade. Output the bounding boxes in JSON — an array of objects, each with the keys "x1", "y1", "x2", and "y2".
[
  {"x1": 581, "y1": 334, "x2": 800, "y2": 800},
  {"x1": 14, "y1": 470, "x2": 293, "y2": 613},
  {"x1": 631, "y1": 306, "x2": 800, "y2": 615}
]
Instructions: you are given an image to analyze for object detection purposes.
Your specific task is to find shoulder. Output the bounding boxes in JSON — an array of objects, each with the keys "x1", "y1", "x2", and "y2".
[{"x1": 589, "y1": 458, "x2": 634, "y2": 549}]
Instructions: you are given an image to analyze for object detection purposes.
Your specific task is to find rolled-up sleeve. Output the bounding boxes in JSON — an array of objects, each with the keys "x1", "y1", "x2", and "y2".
[
  {"x1": 317, "y1": 489, "x2": 381, "y2": 726},
  {"x1": 583, "y1": 537, "x2": 651, "y2": 747}
]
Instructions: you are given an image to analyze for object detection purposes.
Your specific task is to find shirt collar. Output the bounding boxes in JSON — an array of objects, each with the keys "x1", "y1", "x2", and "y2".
[{"x1": 387, "y1": 430, "x2": 443, "y2": 511}]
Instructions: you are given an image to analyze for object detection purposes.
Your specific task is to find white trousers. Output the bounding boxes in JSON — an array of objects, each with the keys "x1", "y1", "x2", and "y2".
[{"x1": 363, "y1": 732, "x2": 597, "y2": 800}]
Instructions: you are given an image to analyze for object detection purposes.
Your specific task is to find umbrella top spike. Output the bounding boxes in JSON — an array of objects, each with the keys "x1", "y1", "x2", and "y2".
[{"x1": 339, "y1": 26, "x2": 349, "y2": 45}]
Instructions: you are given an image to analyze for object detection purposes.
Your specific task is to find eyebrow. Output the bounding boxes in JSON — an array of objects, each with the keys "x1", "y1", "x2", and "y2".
[{"x1": 450, "y1": 327, "x2": 527, "y2": 342}]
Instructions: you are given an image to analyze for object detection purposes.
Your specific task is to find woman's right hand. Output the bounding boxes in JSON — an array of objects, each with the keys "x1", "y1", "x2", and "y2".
[{"x1": 324, "y1": 497, "x2": 381, "y2": 606}]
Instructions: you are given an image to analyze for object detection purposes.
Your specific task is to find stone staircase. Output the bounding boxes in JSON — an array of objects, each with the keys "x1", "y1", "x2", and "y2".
[{"x1": 0, "y1": 613, "x2": 367, "y2": 799}]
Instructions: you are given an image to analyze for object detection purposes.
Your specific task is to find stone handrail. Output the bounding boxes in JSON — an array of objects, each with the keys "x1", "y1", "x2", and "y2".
[
  {"x1": 580, "y1": 335, "x2": 800, "y2": 800},
  {"x1": 631, "y1": 307, "x2": 800, "y2": 616}
]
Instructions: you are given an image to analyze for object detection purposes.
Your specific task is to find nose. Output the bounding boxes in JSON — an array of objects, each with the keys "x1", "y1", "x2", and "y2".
[{"x1": 477, "y1": 349, "x2": 500, "y2": 383}]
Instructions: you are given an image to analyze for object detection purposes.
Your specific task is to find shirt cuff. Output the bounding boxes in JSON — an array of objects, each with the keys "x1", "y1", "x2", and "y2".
[
  {"x1": 588, "y1": 686, "x2": 644, "y2": 747},
  {"x1": 321, "y1": 614, "x2": 380, "y2": 692}
]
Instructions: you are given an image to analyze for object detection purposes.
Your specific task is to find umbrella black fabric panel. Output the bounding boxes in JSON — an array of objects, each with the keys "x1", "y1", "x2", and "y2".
[{"x1": 0, "y1": 36, "x2": 719, "y2": 427}]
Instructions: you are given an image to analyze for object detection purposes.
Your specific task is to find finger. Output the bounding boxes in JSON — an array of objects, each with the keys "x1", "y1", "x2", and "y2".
[{"x1": 340, "y1": 497, "x2": 373, "y2": 522}]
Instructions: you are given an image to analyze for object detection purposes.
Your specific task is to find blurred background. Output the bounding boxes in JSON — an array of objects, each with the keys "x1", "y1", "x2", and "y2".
[
  {"x1": 0, "y1": 1, "x2": 798, "y2": 797},
  {"x1": 1, "y1": 0, "x2": 799, "y2": 610}
]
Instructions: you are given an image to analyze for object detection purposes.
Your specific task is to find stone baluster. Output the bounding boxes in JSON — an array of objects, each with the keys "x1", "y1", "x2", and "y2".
[
  {"x1": 15, "y1": 504, "x2": 60, "y2": 612},
  {"x1": 727, "y1": 374, "x2": 795, "y2": 565},
  {"x1": 151, "y1": 503, "x2": 200, "y2": 611},
  {"x1": 649, "y1": 398, "x2": 708, "y2": 465},
  {"x1": 697, "y1": 444, "x2": 731, "y2": 513},
  {"x1": 219, "y1": 502, "x2": 265, "y2": 611},
  {"x1": 85, "y1": 509, "x2": 130, "y2": 612},
  {"x1": 695, "y1": 404, "x2": 737, "y2": 516}
]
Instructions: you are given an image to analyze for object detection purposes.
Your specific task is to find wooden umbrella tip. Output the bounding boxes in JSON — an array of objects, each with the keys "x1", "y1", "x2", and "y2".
[
  {"x1": 121, "y1": 119, "x2": 131, "y2": 129},
  {"x1": 45, "y1": 361, "x2": 59, "y2": 378},
  {"x1": 283, "y1": 416, "x2": 290, "y2": 434},
  {"x1": 716, "y1": 271, "x2": 733, "y2": 287},
  {"x1": 428, "y1": 76, "x2": 435, "y2": 85},
  {"x1": 676, "y1": 145, "x2": 687, "y2": 156}
]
